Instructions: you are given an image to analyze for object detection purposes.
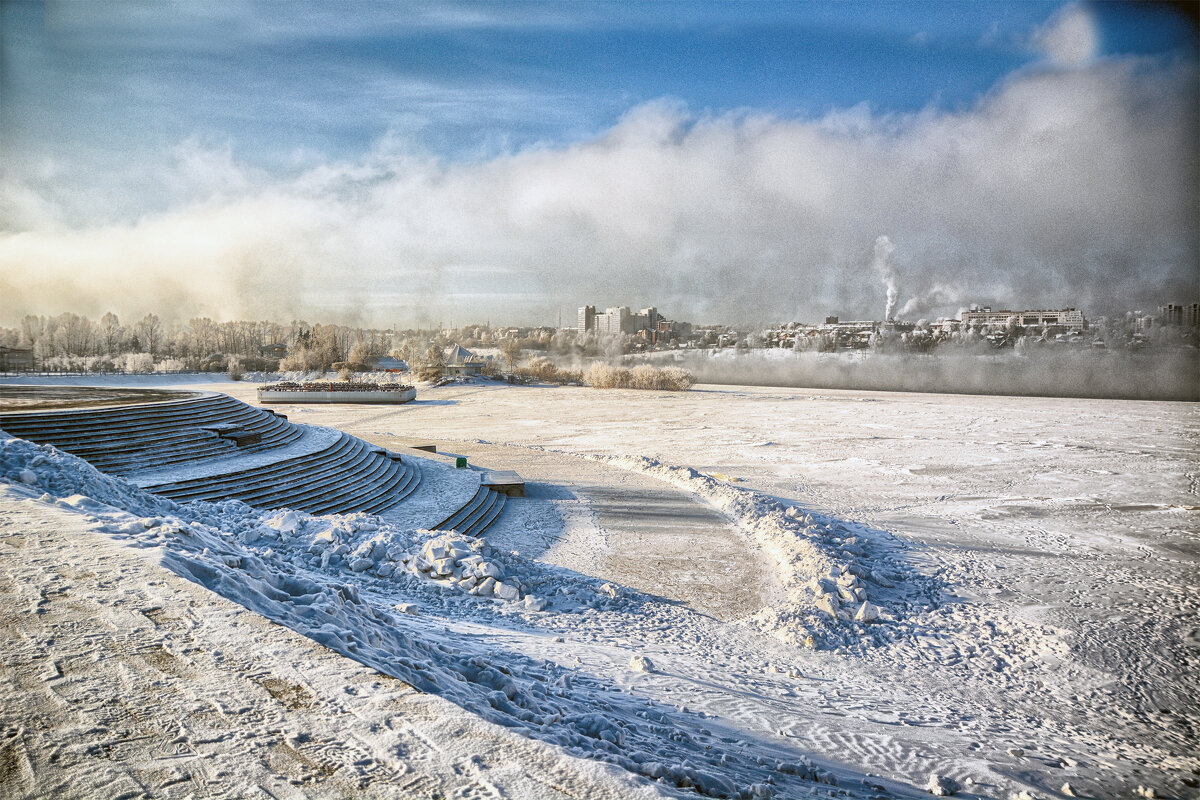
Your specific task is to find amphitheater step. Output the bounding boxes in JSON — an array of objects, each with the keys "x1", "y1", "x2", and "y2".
[
  {"x1": 2, "y1": 389, "x2": 432, "y2": 519},
  {"x1": 0, "y1": 391, "x2": 299, "y2": 476},
  {"x1": 432, "y1": 483, "x2": 507, "y2": 538}
]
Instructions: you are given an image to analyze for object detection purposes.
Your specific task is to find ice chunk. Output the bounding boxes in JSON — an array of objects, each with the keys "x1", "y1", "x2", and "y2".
[
  {"x1": 494, "y1": 581, "x2": 519, "y2": 601},
  {"x1": 854, "y1": 601, "x2": 881, "y2": 623},
  {"x1": 423, "y1": 542, "x2": 449, "y2": 561},
  {"x1": 19, "y1": 469, "x2": 38, "y2": 485},
  {"x1": 629, "y1": 654, "x2": 655, "y2": 673},
  {"x1": 926, "y1": 773, "x2": 960, "y2": 796},
  {"x1": 265, "y1": 509, "x2": 302, "y2": 534},
  {"x1": 446, "y1": 543, "x2": 473, "y2": 560},
  {"x1": 396, "y1": 603, "x2": 418, "y2": 615}
]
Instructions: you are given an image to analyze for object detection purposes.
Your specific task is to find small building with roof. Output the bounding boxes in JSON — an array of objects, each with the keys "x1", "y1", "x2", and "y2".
[{"x1": 443, "y1": 344, "x2": 487, "y2": 377}]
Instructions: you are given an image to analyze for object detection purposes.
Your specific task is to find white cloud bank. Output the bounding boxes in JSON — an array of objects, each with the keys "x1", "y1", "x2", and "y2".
[
  {"x1": 1, "y1": 57, "x2": 1196, "y2": 327},
  {"x1": 1033, "y1": 3, "x2": 1100, "y2": 66}
]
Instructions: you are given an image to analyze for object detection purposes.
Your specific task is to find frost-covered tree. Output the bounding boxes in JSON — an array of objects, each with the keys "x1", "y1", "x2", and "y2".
[
  {"x1": 135, "y1": 313, "x2": 163, "y2": 358},
  {"x1": 99, "y1": 312, "x2": 124, "y2": 355},
  {"x1": 499, "y1": 338, "x2": 521, "y2": 369}
]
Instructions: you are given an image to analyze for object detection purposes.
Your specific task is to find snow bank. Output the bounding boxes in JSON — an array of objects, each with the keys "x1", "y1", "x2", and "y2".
[{"x1": 595, "y1": 453, "x2": 938, "y2": 649}]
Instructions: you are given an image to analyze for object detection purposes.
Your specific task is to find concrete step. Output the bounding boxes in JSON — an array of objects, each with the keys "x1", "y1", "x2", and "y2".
[
  {"x1": 3, "y1": 390, "x2": 430, "y2": 519},
  {"x1": 433, "y1": 485, "x2": 489, "y2": 532},
  {"x1": 466, "y1": 490, "x2": 506, "y2": 537},
  {"x1": 1, "y1": 396, "x2": 280, "y2": 444},
  {"x1": 0, "y1": 393, "x2": 220, "y2": 428},
  {"x1": 278, "y1": 450, "x2": 401, "y2": 514},
  {"x1": 183, "y1": 440, "x2": 376, "y2": 508},
  {"x1": 359, "y1": 460, "x2": 422, "y2": 515},
  {"x1": 0, "y1": 394, "x2": 246, "y2": 438},
  {"x1": 305, "y1": 457, "x2": 411, "y2": 515},
  {"x1": 151, "y1": 432, "x2": 360, "y2": 498}
]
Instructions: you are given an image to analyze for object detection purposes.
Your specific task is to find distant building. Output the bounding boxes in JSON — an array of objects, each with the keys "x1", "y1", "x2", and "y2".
[
  {"x1": 597, "y1": 306, "x2": 630, "y2": 335},
  {"x1": 443, "y1": 344, "x2": 486, "y2": 377},
  {"x1": 960, "y1": 307, "x2": 1085, "y2": 329},
  {"x1": 1158, "y1": 303, "x2": 1200, "y2": 327},
  {"x1": 579, "y1": 305, "x2": 661, "y2": 336},
  {"x1": 0, "y1": 346, "x2": 34, "y2": 371},
  {"x1": 260, "y1": 343, "x2": 288, "y2": 359},
  {"x1": 577, "y1": 305, "x2": 596, "y2": 333},
  {"x1": 373, "y1": 356, "x2": 407, "y2": 372}
]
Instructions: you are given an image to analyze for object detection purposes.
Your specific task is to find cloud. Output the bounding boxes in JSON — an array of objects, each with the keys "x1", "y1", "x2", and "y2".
[
  {"x1": 0, "y1": 57, "x2": 1196, "y2": 327},
  {"x1": 1032, "y1": 3, "x2": 1099, "y2": 66}
]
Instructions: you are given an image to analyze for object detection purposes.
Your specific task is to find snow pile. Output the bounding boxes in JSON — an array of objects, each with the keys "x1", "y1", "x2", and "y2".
[
  {"x1": 399, "y1": 532, "x2": 541, "y2": 605},
  {"x1": 596, "y1": 453, "x2": 935, "y2": 649}
]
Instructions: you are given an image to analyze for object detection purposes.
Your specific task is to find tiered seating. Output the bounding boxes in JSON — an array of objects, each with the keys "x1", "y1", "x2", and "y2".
[
  {"x1": 0, "y1": 393, "x2": 300, "y2": 475},
  {"x1": 0, "y1": 391, "x2": 422, "y2": 516},
  {"x1": 432, "y1": 484, "x2": 507, "y2": 537},
  {"x1": 143, "y1": 432, "x2": 421, "y2": 515}
]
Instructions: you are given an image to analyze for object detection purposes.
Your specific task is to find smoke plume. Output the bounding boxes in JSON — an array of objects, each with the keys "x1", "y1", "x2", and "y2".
[{"x1": 872, "y1": 236, "x2": 899, "y2": 322}]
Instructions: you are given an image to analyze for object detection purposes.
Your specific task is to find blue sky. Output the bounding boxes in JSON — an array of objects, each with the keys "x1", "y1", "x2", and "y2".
[
  {"x1": 5, "y1": 1, "x2": 1194, "y2": 172},
  {"x1": 1, "y1": 1, "x2": 1197, "y2": 325}
]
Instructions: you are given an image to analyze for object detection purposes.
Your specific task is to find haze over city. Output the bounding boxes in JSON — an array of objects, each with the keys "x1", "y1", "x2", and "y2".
[{"x1": 1, "y1": 1, "x2": 1196, "y2": 327}]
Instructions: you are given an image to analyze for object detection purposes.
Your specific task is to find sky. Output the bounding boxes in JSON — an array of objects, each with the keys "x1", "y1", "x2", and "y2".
[{"x1": 1, "y1": 0, "x2": 1197, "y2": 328}]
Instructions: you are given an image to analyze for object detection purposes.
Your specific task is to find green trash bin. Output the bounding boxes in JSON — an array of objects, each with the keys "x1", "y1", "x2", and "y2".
[{"x1": 455, "y1": 456, "x2": 467, "y2": 469}]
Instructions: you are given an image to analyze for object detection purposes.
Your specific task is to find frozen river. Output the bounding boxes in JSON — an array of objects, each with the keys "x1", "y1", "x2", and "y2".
[{"x1": 1, "y1": 374, "x2": 1196, "y2": 799}]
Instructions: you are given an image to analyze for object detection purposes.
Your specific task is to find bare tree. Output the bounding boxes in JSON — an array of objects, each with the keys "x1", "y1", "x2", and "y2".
[
  {"x1": 135, "y1": 313, "x2": 163, "y2": 357},
  {"x1": 100, "y1": 312, "x2": 124, "y2": 355},
  {"x1": 499, "y1": 338, "x2": 521, "y2": 369}
]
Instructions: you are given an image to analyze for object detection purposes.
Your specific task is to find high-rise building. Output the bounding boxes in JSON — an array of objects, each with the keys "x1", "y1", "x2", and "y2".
[
  {"x1": 597, "y1": 306, "x2": 632, "y2": 335},
  {"x1": 1158, "y1": 303, "x2": 1200, "y2": 327},
  {"x1": 960, "y1": 307, "x2": 1085, "y2": 328},
  {"x1": 577, "y1": 304, "x2": 664, "y2": 335}
]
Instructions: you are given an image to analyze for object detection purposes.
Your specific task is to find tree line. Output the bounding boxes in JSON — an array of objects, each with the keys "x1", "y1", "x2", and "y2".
[{"x1": 0, "y1": 313, "x2": 395, "y2": 373}]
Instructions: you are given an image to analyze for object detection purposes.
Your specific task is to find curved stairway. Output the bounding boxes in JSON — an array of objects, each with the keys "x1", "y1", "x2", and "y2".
[
  {"x1": 432, "y1": 483, "x2": 507, "y2": 538},
  {"x1": 0, "y1": 391, "x2": 422, "y2": 516},
  {"x1": 143, "y1": 432, "x2": 422, "y2": 515},
  {"x1": 0, "y1": 393, "x2": 299, "y2": 475}
]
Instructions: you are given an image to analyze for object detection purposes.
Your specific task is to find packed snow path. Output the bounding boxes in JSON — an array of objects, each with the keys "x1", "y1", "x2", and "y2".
[{"x1": 374, "y1": 439, "x2": 776, "y2": 622}]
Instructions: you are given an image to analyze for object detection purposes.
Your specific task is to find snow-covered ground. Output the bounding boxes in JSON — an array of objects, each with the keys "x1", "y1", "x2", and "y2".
[{"x1": 1, "y1": 374, "x2": 1196, "y2": 799}]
